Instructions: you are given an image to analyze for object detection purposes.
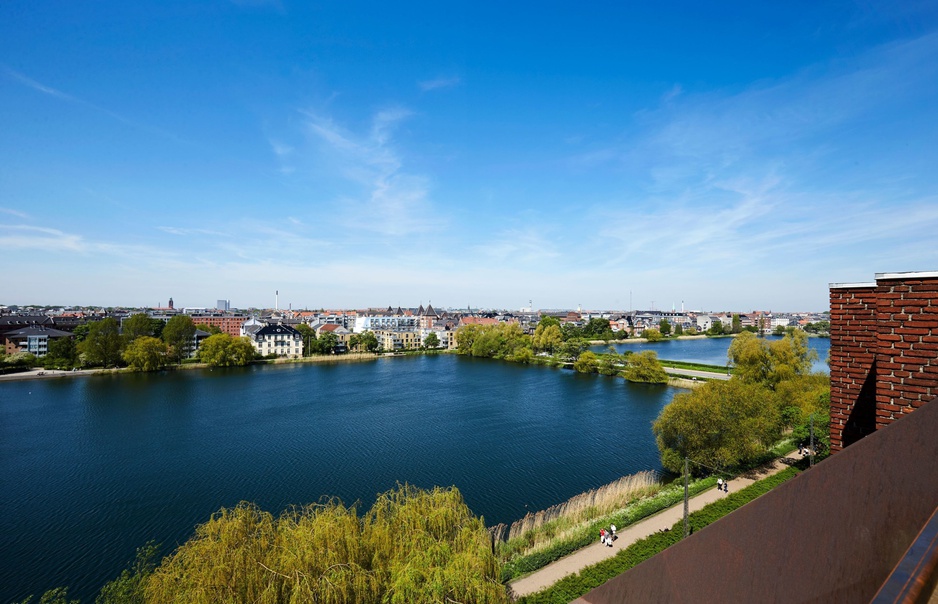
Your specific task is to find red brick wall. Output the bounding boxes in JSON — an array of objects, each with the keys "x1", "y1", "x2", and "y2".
[
  {"x1": 874, "y1": 276, "x2": 938, "y2": 428},
  {"x1": 830, "y1": 273, "x2": 938, "y2": 452},
  {"x1": 829, "y1": 284, "x2": 878, "y2": 452}
]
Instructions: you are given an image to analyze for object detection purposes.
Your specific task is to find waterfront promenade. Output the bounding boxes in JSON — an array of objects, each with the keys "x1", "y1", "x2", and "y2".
[{"x1": 508, "y1": 451, "x2": 804, "y2": 599}]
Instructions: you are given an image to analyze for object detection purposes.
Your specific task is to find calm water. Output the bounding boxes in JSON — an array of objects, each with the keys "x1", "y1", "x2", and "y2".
[
  {"x1": 0, "y1": 355, "x2": 677, "y2": 603},
  {"x1": 591, "y1": 335, "x2": 831, "y2": 373}
]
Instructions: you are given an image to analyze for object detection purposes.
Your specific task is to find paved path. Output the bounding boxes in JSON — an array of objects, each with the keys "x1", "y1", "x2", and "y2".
[
  {"x1": 508, "y1": 453, "x2": 803, "y2": 599},
  {"x1": 663, "y1": 367, "x2": 730, "y2": 381}
]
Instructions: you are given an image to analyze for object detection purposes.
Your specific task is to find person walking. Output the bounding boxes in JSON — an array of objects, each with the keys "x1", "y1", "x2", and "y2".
[{"x1": 600, "y1": 528, "x2": 606, "y2": 545}]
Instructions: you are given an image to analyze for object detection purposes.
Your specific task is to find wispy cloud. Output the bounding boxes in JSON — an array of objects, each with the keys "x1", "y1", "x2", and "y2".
[
  {"x1": 300, "y1": 107, "x2": 447, "y2": 237},
  {"x1": 0, "y1": 207, "x2": 31, "y2": 220},
  {"x1": 2, "y1": 65, "x2": 188, "y2": 143},
  {"x1": 418, "y1": 76, "x2": 461, "y2": 92},
  {"x1": 0, "y1": 225, "x2": 85, "y2": 252}
]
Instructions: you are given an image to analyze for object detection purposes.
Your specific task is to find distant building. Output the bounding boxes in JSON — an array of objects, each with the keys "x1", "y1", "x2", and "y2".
[
  {"x1": 249, "y1": 323, "x2": 302, "y2": 358},
  {"x1": 216, "y1": 299, "x2": 230, "y2": 311}
]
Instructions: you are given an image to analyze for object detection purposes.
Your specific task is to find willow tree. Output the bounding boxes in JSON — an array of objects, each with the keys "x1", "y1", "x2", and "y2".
[{"x1": 143, "y1": 485, "x2": 507, "y2": 604}]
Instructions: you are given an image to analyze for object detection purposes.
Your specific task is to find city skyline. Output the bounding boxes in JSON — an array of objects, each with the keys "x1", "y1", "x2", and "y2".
[{"x1": 2, "y1": 2, "x2": 937, "y2": 311}]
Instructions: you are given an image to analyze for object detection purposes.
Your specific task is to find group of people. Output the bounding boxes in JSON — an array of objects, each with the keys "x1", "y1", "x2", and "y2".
[
  {"x1": 599, "y1": 524, "x2": 617, "y2": 546},
  {"x1": 716, "y1": 478, "x2": 729, "y2": 493}
]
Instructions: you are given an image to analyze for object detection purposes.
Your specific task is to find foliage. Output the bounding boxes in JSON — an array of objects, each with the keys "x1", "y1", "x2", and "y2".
[
  {"x1": 122, "y1": 314, "x2": 163, "y2": 343},
  {"x1": 683, "y1": 327, "x2": 697, "y2": 336},
  {"x1": 43, "y1": 337, "x2": 78, "y2": 369},
  {"x1": 359, "y1": 330, "x2": 380, "y2": 353},
  {"x1": 658, "y1": 319, "x2": 671, "y2": 336},
  {"x1": 707, "y1": 321, "x2": 725, "y2": 336},
  {"x1": 728, "y1": 330, "x2": 817, "y2": 389},
  {"x1": 97, "y1": 541, "x2": 160, "y2": 604},
  {"x1": 499, "y1": 476, "x2": 715, "y2": 582},
  {"x1": 573, "y1": 351, "x2": 598, "y2": 373},
  {"x1": 198, "y1": 334, "x2": 256, "y2": 367},
  {"x1": 803, "y1": 320, "x2": 830, "y2": 334},
  {"x1": 731, "y1": 313, "x2": 742, "y2": 334},
  {"x1": 317, "y1": 331, "x2": 339, "y2": 354},
  {"x1": 161, "y1": 315, "x2": 196, "y2": 363},
  {"x1": 122, "y1": 336, "x2": 169, "y2": 372},
  {"x1": 143, "y1": 485, "x2": 507, "y2": 604},
  {"x1": 582, "y1": 318, "x2": 614, "y2": 341},
  {"x1": 456, "y1": 323, "x2": 532, "y2": 361},
  {"x1": 201, "y1": 324, "x2": 223, "y2": 335},
  {"x1": 532, "y1": 323, "x2": 563, "y2": 354},
  {"x1": 3, "y1": 351, "x2": 38, "y2": 368},
  {"x1": 295, "y1": 323, "x2": 317, "y2": 356},
  {"x1": 14, "y1": 587, "x2": 80, "y2": 604},
  {"x1": 673, "y1": 323, "x2": 683, "y2": 336},
  {"x1": 557, "y1": 338, "x2": 588, "y2": 361},
  {"x1": 423, "y1": 332, "x2": 440, "y2": 349},
  {"x1": 597, "y1": 352, "x2": 622, "y2": 376},
  {"x1": 653, "y1": 379, "x2": 782, "y2": 474},
  {"x1": 623, "y1": 351, "x2": 668, "y2": 384},
  {"x1": 79, "y1": 317, "x2": 123, "y2": 368},
  {"x1": 516, "y1": 467, "x2": 800, "y2": 604},
  {"x1": 642, "y1": 328, "x2": 662, "y2": 342}
]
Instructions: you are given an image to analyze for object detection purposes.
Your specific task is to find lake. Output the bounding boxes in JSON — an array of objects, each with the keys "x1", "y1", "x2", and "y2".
[
  {"x1": 591, "y1": 335, "x2": 831, "y2": 373},
  {"x1": 0, "y1": 355, "x2": 677, "y2": 603}
]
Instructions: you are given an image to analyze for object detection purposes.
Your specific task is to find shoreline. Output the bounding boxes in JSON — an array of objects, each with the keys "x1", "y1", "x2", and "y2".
[{"x1": 0, "y1": 352, "x2": 384, "y2": 383}]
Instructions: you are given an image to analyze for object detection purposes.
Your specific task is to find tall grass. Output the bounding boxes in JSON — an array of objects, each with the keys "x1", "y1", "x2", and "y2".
[
  {"x1": 508, "y1": 471, "x2": 658, "y2": 542},
  {"x1": 491, "y1": 471, "x2": 660, "y2": 559}
]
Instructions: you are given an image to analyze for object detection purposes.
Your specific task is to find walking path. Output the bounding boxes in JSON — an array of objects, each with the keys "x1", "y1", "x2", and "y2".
[{"x1": 508, "y1": 452, "x2": 804, "y2": 599}]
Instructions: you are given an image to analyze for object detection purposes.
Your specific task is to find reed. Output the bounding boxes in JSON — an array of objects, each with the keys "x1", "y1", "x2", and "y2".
[{"x1": 492, "y1": 470, "x2": 660, "y2": 558}]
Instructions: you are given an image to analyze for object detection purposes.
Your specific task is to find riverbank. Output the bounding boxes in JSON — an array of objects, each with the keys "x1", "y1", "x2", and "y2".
[{"x1": 0, "y1": 352, "x2": 384, "y2": 383}]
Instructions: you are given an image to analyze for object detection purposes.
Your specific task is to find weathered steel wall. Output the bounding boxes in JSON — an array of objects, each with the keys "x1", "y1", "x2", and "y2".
[{"x1": 576, "y1": 397, "x2": 938, "y2": 604}]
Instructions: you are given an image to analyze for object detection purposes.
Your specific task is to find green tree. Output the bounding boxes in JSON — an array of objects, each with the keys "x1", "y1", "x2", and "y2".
[
  {"x1": 79, "y1": 317, "x2": 123, "y2": 367},
  {"x1": 122, "y1": 313, "x2": 162, "y2": 343},
  {"x1": 44, "y1": 337, "x2": 78, "y2": 369},
  {"x1": 317, "y1": 331, "x2": 339, "y2": 354},
  {"x1": 162, "y1": 315, "x2": 196, "y2": 363},
  {"x1": 674, "y1": 323, "x2": 684, "y2": 336},
  {"x1": 198, "y1": 334, "x2": 255, "y2": 367},
  {"x1": 623, "y1": 350, "x2": 668, "y2": 383},
  {"x1": 122, "y1": 336, "x2": 169, "y2": 372},
  {"x1": 730, "y1": 314, "x2": 741, "y2": 334},
  {"x1": 659, "y1": 319, "x2": 671, "y2": 336},
  {"x1": 684, "y1": 327, "x2": 697, "y2": 336},
  {"x1": 557, "y1": 338, "x2": 588, "y2": 361},
  {"x1": 708, "y1": 321, "x2": 725, "y2": 336},
  {"x1": 200, "y1": 324, "x2": 222, "y2": 335},
  {"x1": 15, "y1": 587, "x2": 79, "y2": 604},
  {"x1": 423, "y1": 332, "x2": 440, "y2": 349},
  {"x1": 573, "y1": 350, "x2": 599, "y2": 373},
  {"x1": 532, "y1": 323, "x2": 562, "y2": 354},
  {"x1": 643, "y1": 328, "x2": 663, "y2": 342},
  {"x1": 728, "y1": 330, "x2": 817, "y2": 390},
  {"x1": 561, "y1": 322, "x2": 583, "y2": 341},
  {"x1": 584, "y1": 317, "x2": 612, "y2": 339},
  {"x1": 653, "y1": 379, "x2": 782, "y2": 473},
  {"x1": 295, "y1": 323, "x2": 317, "y2": 356},
  {"x1": 455, "y1": 324, "x2": 482, "y2": 355},
  {"x1": 360, "y1": 330, "x2": 380, "y2": 353}
]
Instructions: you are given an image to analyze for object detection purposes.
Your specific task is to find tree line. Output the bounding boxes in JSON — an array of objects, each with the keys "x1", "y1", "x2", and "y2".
[
  {"x1": 652, "y1": 330, "x2": 830, "y2": 475},
  {"x1": 454, "y1": 318, "x2": 670, "y2": 384}
]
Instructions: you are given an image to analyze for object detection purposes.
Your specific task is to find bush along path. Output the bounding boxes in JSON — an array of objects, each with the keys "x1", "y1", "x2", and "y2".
[{"x1": 508, "y1": 452, "x2": 805, "y2": 601}]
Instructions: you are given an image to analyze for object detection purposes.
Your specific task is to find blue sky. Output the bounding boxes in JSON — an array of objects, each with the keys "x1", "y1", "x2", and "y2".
[{"x1": 2, "y1": 1, "x2": 937, "y2": 311}]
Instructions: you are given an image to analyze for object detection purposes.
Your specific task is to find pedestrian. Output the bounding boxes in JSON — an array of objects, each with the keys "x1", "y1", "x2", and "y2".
[
  {"x1": 723, "y1": 480, "x2": 729, "y2": 493},
  {"x1": 600, "y1": 528, "x2": 606, "y2": 545},
  {"x1": 610, "y1": 524, "x2": 617, "y2": 539},
  {"x1": 717, "y1": 478, "x2": 723, "y2": 491}
]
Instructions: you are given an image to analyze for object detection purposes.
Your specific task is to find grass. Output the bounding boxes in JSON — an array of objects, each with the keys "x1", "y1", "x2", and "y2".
[
  {"x1": 515, "y1": 466, "x2": 801, "y2": 603},
  {"x1": 495, "y1": 473, "x2": 718, "y2": 582},
  {"x1": 657, "y1": 359, "x2": 731, "y2": 373}
]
